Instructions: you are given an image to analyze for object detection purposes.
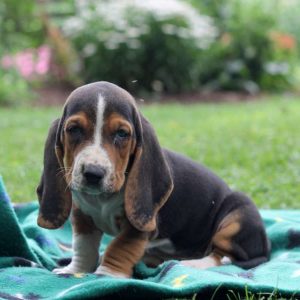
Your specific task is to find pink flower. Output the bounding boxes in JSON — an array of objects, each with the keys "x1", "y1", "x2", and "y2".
[
  {"x1": 35, "y1": 61, "x2": 49, "y2": 75},
  {"x1": 35, "y1": 46, "x2": 51, "y2": 74},
  {"x1": 1, "y1": 45, "x2": 53, "y2": 79},
  {"x1": 15, "y1": 51, "x2": 35, "y2": 78}
]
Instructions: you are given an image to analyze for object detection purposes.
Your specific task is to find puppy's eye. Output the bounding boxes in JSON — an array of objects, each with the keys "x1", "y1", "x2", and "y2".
[
  {"x1": 66, "y1": 125, "x2": 82, "y2": 135},
  {"x1": 115, "y1": 129, "x2": 129, "y2": 139}
]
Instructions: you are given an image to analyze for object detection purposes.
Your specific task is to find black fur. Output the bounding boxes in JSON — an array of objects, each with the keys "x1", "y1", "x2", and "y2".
[{"x1": 37, "y1": 81, "x2": 270, "y2": 269}]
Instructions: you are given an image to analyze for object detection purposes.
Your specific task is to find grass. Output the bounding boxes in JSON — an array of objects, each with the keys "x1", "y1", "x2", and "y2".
[{"x1": 0, "y1": 96, "x2": 300, "y2": 209}]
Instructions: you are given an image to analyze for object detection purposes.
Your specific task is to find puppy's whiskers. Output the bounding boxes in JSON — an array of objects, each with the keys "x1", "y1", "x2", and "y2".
[
  {"x1": 61, "y1": 168, "x2": 73, "y2": 192},
  {"x1": 57, "y1": 166, "x2": 71, "y2": 175}
]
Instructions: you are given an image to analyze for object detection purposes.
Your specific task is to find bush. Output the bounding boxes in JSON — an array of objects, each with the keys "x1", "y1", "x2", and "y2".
[
  {"x1": 0, "y1": 0, "x2": 43, "y2": 106},
  {"x1": 276, "y1": 0, "x2": 300, "y2": 87},
  {"x1": 0, "y1": 0, "x2": 44, "y2": 54},
  {"x1": 0, "y1": 69, "x2": 32, "y2": 106},
  {"x1": 62, "y1": 0, "x2": 217, "y2": 94},
  {"x1": 191, "y1": 0, "x2": 298, "y2": 93}
]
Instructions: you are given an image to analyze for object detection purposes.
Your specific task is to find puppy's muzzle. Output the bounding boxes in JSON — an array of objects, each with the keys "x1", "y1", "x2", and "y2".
[{"x1": 83, "y1": 164, "x2": 107, "y2": 186}]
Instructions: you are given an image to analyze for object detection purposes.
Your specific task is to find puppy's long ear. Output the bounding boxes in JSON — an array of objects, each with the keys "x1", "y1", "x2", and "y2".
[
  {"x1": 125, "y1": 111, "x2": 174, "y2": 232},
  {"x1": 37, "y1": 118, "x2": 72, "y2": 229}
]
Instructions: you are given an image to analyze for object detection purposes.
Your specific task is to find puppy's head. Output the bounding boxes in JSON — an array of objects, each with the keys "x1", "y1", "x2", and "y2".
[
  {"x1": 37, "y1": 82, "x2": 173, "y2": 232},
  {"x1": 61, "y1": 85, "x2": 137, "y2": 196}
]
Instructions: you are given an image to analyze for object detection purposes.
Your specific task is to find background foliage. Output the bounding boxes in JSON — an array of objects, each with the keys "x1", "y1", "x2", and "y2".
[
  {"x1": 0, "y1": 0, "x2": 44, "y2": 53},
  {"x1": 0, "y1": 0, "x2": 300, "y2": 105},
  {"x1": 61, "y1": 0, "x2": 217, "y2": 94},
  {"x1": 190, "y1": 0, "x2": 298, "y2": 92},
  {"x1": 0, "y1": 0, "x2": 44, "y2": 105}
]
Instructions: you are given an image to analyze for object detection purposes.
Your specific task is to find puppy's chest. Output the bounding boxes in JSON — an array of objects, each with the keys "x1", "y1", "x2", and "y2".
[{"x1": 72, "y1": 191, "x2": 125, "y2": 236}]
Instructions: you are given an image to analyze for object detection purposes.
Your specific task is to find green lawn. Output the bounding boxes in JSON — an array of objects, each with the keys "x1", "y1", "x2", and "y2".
[{"x1": 0, "y1": 96, "x2": 300, "y2": 209}]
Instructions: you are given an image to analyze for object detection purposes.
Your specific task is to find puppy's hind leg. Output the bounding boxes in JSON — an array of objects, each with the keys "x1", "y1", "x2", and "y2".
[
  {"x1": 212, "y1": 192, "x2": 270, "y2": 269},
  {"x1": 182, "y1": 192, "x2": 270, "y2": 269}
]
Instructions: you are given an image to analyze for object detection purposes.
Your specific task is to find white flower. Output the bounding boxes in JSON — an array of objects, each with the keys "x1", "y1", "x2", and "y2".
[
  {"x1": 264, "y1": 62, "x2": 289, "y2": 75},
  {"x1": 126, "y1": 27, "x2": 142, "y2": 39},
  {"x1": 63, "y1": 17, "x2": 85, "y2": 37},
  {"x1": 82, "y1": 43, "x2": 96, "y2": 57},
  {"x1": 63, "y1": 0, "x2": 218, "y2": 50}
]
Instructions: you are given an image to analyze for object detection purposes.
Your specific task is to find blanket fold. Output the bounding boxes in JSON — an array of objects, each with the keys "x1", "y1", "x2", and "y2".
[{"x1": 0, "y1": 176, "x2": 300, "y2": 299}]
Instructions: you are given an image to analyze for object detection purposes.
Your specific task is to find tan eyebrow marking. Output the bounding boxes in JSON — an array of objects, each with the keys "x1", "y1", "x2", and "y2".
[
  {"x1": 64, "y1": 112, "x2": 90, "y2": 130},
  {"x1": 104, "y1": 113, "x2": 133, "y2": 135}
]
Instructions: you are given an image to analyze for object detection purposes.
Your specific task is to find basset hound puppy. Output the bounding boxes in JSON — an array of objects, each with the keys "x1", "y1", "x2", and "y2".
[{"x1": 37, "y1": 81, "x2": 270, "y2": 278}]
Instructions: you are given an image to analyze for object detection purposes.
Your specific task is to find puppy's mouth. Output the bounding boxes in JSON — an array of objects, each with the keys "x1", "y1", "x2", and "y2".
[
  {"x1": 70, "y1": 182, "x2": 113, "y2": 196},
  {"x1": 70, "y1": 177, "x2": 120, "y2": 196},
  {"x1": 70, "y1": 170, "x2": 125, "y2": 196}
]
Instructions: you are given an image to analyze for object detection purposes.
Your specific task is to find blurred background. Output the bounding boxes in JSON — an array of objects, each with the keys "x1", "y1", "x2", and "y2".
[
  {"x1": 1, "y1": 0, "x2": 300, "y2": 103},
  {"x1": 0, "y1": 0, "x2": 300, "y2": 207}
]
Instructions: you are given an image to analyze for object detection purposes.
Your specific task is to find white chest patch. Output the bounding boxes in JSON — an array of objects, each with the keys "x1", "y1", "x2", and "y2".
[{"x1": 72, "y1": 190, "x2": 125, "y2": 236}]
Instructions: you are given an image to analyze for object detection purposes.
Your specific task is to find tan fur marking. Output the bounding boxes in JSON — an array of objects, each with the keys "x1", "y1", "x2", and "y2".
[
  {"x1": 64, "y1": 112, "x2": 92, "y2": 132},
  {"x1": 72, "y1": 205, "x2": 97, "y2": 234},
  {"x1": 212, "y1": 210, "x2": 241, "y2": 253},
  {"x1": 102, "y1": 113, "x2": 134, "y2": 192},
  {"x1": 125, "y1": 147, "x2": 174, "y2": 232},
  {"x1": 55, "y1": 146, "x2": 64, "y2": 168},
  {"x1": 104, "y1": 113, "x2": 133, "y2": 135},
  {"x1": 101, "y1": 222, "x2": 149, "y2": 276},
  {"x1": 37, "y1": 217, "x2": 58, "y2": 229},
  {"x1": 37, "y1": 156, "x2": 72, "y2": 230},
  {"x1": 124, "y1": 147, "x2": 142, "y2": 226},
  {"x1": 151, "y1": 165, "x2": 174, "y2": 219},
  {"x1": 63, "y1": 112, "x2": 94, "y2": 184}
]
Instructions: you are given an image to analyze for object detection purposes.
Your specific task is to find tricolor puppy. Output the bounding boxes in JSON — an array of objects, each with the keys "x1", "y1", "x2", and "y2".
[{"x1": 37, "y1": 81, "x2": 270, "y2": 278}]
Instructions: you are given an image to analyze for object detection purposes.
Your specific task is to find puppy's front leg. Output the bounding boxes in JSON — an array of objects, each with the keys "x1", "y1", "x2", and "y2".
[
  {"x1": 54, "y1": 207, "x2": 102, "y2": 274},
  {"x1": 95, "y1": 222, "x2": 149, "y2": 278}
]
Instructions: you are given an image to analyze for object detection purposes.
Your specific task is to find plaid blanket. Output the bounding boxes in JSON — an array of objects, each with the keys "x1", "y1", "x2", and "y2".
[{"x1": 0, "y1": 175, "x2": 300, "y2": 299}]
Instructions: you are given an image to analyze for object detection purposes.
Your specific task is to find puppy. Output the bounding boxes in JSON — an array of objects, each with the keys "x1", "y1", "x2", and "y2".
[{"x1": 37, "y1": 81, "x2": 270, "y2": 278}]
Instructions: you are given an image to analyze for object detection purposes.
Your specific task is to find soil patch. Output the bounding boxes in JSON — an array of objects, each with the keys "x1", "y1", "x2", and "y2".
[{"x1": 34, "y1": 84, "x2": 261, "y2": 106}]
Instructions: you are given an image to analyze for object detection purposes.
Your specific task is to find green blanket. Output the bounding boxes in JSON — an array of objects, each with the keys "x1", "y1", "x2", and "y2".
[{"x1": 1, "y1": 175, "x2": 300, "y2": 299}]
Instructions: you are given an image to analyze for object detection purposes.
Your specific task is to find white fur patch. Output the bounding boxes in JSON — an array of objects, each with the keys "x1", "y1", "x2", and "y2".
[
  {"x1": 220, "y1": 256, "x2": 232, "y2": 265},
  {"x1": 180, "y1": 254, "x2": 225, "y2": 269},
  {"x1": 53, "y1": 231, "x2": 102, "y2": 274},
  {"x1": 93, "y1": 94, "x2": 106, "y2": 146},
  {"x1": 71, "y1": 94, "x2": 114, "y2": 192},
  {"x1": 72, "y1": 190, "x2": 124, "y2": 236}
]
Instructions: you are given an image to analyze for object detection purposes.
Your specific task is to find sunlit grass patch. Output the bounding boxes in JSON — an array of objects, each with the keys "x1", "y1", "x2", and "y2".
[{"x1": 0, "y1": 96, "x2": 300, "y2": 207}]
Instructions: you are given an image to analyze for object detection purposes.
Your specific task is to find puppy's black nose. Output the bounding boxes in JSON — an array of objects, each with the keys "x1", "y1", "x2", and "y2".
[{"x1": 83, "y1": 164, "x2": 106, "y2": 185}]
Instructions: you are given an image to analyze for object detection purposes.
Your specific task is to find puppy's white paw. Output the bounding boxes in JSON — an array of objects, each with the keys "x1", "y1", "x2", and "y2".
[
  {"x1": 94, "y1": 265, "x2": 130, "y2": 278},
  {"x1": 53, "y1": 262, "x2": 96, "y2": 274},
  {"x1": 180, "y1": 254, "x2": 227, "y2": 269},
  {"x1": 53, "y1": 265, "x2": 79, "y2": 274}
]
